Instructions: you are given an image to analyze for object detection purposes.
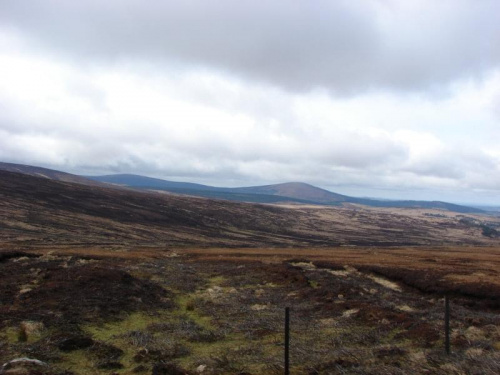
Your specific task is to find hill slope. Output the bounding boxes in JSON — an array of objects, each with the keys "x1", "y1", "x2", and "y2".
[
  {"x1": 230, "y1": 182, "x2": 349, "y2": 203},
  {"x1": 1, "y1": 170, "x2": 497, "y2": 248},
  {"x1": 88, "y1": 174, "x2": 322, "y2": 205},
  {"x1": 89, "y1": 173, "x2": 217, "y2": 191},
  {"x1": 0, "y1": 162, "x2": 105, "y2": 187}
]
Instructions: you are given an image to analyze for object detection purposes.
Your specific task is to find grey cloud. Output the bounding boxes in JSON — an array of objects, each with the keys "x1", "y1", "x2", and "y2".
[
  {"x1": 398, "y1": 148, "x2": 500, "y2": 186},
  {"x1": 311, "y1": 132, "x2": 408, "y2": 169},
  {"x1": 1, "y1": 1, "x2": 499, "y2": 204},
  {"x1": 1, "y1": 0, "x2": 499, "y2": 94}
]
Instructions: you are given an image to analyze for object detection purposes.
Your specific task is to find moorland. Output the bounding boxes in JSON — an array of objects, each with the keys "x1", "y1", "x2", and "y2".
[{"x1": 0, "y1": 167, "x2": 499, "y2": 374}]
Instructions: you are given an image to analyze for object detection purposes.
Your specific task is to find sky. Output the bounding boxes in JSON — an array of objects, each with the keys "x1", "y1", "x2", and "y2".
[{"x1": 0, "y1": 0, "x2": 499, "y2": 205}]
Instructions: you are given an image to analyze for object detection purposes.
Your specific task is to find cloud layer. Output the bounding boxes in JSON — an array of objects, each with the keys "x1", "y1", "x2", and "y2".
[
  {"x1": 1, "y1": 0, "x2": 499, "y2": 93},
  {"x1": 0, "y1": 0, "x2": 499, "y2": 204}
]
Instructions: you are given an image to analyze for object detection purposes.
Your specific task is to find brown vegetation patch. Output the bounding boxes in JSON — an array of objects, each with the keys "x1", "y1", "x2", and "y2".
[
  {"x1": 1, "y1": 245, "x2": 500, "y2": 374},
  {"x1": 3, "y1": 170, "x2": 500, "y2": 248},
  {"x1": 358, "y1": 266, "x2": 500, "y2": 310},
  {"x1": 0, "y1": 256, "x2": 172, "y2": 328}
]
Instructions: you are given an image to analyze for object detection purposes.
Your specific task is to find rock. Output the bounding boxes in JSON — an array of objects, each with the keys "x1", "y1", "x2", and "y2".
[
  {"x1": 397, "y1": 305, "x2": 414, "y2": 312},
  {"x1": 342, "y1": 309, "x2": 359, "y2": 318},
  {"x1": 196, "y1": 364, "x2": 206, "y2": 373},
  {"x1": 0, "y1": 358, "x2": 47, "y2": 375},
  {"x1": 19, "y1": 321, "x2": 44, "y2": 341},
  {"x1": 250, "y1": 304, "x2": 268, "y2": 311}
]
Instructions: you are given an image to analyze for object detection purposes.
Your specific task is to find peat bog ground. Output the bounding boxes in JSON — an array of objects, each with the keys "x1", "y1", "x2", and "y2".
[
  {"x1": 1, "y1": 171, "x2": 499, "y2": 374},
  {"x1": 1, "y1": 246, "x2": 499, "y2": 375}
]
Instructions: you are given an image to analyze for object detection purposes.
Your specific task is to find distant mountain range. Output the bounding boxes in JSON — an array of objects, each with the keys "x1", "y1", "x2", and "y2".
[
  {"x1": 0, "y1": 162, "x2": 484, "y2": 213},
  {"x1": 88, "y1": 173, "x2": 483, "y2": 214}
]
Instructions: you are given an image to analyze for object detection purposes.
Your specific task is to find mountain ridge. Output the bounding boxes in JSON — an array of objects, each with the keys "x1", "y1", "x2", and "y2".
[
  {"x1": 0, "y1": 162, "x2": 483, "y2": 213},
  {"x1": 88, "y1": 173, "x2": 483, "y2": 213}
]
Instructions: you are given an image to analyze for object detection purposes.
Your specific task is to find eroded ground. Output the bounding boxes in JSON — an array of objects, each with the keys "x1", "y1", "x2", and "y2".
[{"x1": 1, "y1": 246, "x2": 499, "y2": 374}]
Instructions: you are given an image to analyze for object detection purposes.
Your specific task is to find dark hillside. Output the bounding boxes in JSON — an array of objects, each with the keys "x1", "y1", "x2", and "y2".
[
  {"x1": 0, "y1": 161, "x2": 105, "y2": 187},
  {"x1": 0, "y1": 170, "x2": 495, "y2": 248}
]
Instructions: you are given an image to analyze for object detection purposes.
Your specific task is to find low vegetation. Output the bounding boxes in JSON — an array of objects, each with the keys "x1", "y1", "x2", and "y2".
[
  {"x1": 2, "y1": 170, "x2": 500, "y2": 249},
  {"x1": 1, "y1": 247, "x2": 499, "y2": 374}
]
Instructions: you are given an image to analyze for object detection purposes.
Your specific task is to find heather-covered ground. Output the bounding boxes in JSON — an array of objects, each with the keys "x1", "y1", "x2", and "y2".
[
  {"x1": 2, "y1": 170, "x2": 500, "y2": 249},
  {"x1": 1, "y1": 247, "x2": 499, "y2": 374}
]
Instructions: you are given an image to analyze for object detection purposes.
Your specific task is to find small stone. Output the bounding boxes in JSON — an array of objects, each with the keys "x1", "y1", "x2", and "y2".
[
  {"x1": 196, "y1": 364, "x2": 207, "y2": 373},
  {"x1": 342, "y1": 309, "x2": 359, "y2": 318},
  {"x1": 19, "y1": 321, "x2": 44, "y2": 341},
  {"x1": 251, "y1": 304, "x2": 268, "y2": 311}
]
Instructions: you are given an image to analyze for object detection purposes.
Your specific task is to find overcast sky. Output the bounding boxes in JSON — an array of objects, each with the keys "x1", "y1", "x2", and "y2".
[{"x1": 1, "y1": 0, "x2": 499, "y2": 204}]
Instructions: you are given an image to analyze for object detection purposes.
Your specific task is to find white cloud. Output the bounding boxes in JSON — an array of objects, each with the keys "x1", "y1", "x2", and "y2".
[{"x1": 0, "y1": 2, "x2": 499, "y2": 204}]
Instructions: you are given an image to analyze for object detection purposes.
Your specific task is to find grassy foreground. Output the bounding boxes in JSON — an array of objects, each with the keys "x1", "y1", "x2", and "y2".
[{"x1": 0, "y1": 247, "x2": 499, "y2": 374}]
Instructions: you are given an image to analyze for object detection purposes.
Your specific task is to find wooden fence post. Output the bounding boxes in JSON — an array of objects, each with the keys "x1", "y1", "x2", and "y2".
[
  {"x1": 285, "y1": 307, "x2": 290, "y2": 375},
  {"x1": 445, "y1": 295, "x2": 450, "y2": 355}
]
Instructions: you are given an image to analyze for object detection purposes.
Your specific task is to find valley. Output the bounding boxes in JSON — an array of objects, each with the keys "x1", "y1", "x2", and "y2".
[{"x1": 1, "y1": 167, "x2": 499, "y2": 374}]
